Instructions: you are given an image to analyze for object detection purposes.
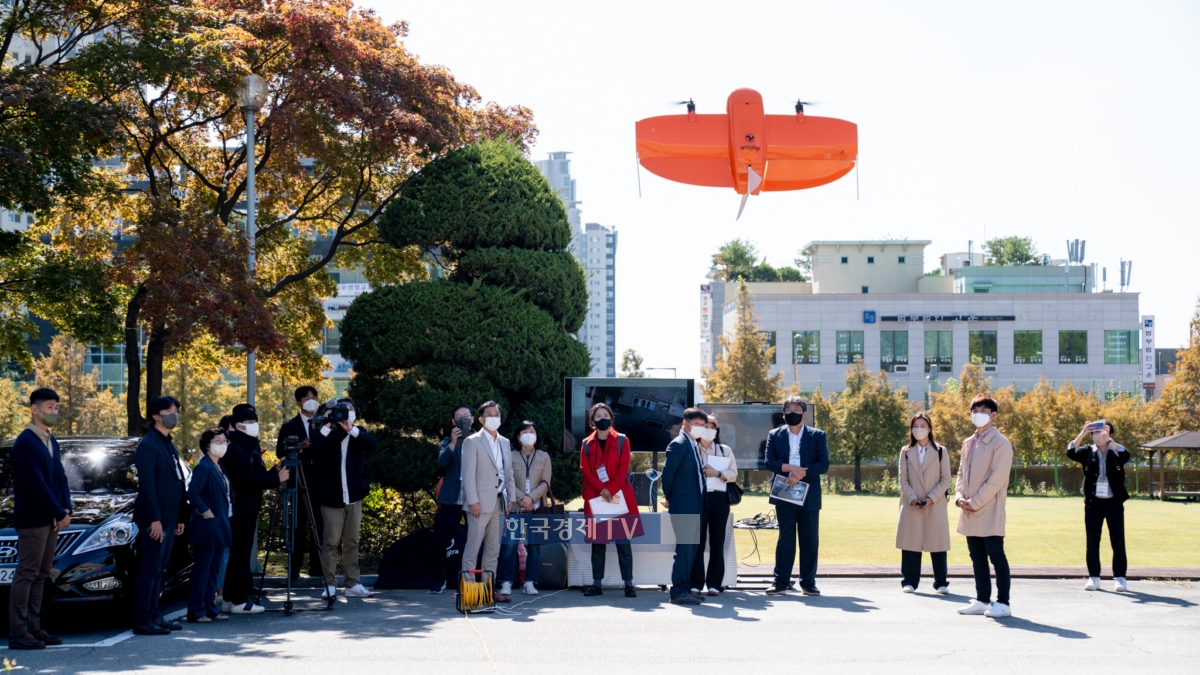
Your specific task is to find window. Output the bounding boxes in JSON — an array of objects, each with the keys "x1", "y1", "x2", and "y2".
[
  {"x1": 1104, "y1": 330, "x2": 1136, "y2": 364},
  {"x1": 969, "y1": 330, "x2": 997, "y2": 365},
  {"x1": 840, "y1": 257, "x2": 848, "y2": 264},
  {"x1": 1013, "y1": 330, "x2": 1043, "y2": 364},
  {"x1": 861, "y1": 286, "x2": 869, "y2": 294},
  {"x1": 881, "y1": 331, "x2": 909, "y2": 372},
  {"x1": 924, "y1": 330, "x2": 952, "y2": 373},
  {"x1": 321, "y1": 321, "x2": 341, "y2": 355},
  {"x1": 793, "y1": 331, "x2": 820, "y2": 364},
  {"x1": 836, "y1": 331, "x2": 864, "y2": 364},
  {"x1": 867, "y1": 256, "x2": 875, "y2": 264},
  {"x1": 1059, "y1": 330, "x2": 1088, "y2": 364},
  {"x1": 759, "y1": 331, "x2": 777, "y2": 358},
  {"x1": 898, "y1": 256, "x2": 906, "y2": 264}
]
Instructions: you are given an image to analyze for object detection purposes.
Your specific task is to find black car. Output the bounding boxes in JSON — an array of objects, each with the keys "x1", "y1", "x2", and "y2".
[{"x1": 0, "y1": 436, "x2": 192, "y2": 619}]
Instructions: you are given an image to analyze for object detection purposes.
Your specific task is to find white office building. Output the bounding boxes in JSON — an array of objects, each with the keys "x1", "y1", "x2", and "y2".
[
  {"x1": 534, "y1": 152, "x2": 617, "y2": 377},
  {"x1": 703, "y1": 240, "x2": 1144, "y2": 403}
]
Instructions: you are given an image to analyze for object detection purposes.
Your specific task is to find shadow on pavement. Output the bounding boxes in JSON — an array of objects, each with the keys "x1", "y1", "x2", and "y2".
[
  {"x1": 995, "y1": 617, "x2": 1089, "y2": 639},
  {"x1": 1121, "y1": 590, "x2": 1198, "y2": 608}
]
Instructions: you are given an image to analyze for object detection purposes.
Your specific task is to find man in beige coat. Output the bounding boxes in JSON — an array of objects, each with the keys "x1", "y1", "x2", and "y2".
[
  {"x1": 954, "y1": 395, "x2": 1014, "y2": 619},
  {"x1": 460, "y1": 401, "x2": 518, "y2": 602}
]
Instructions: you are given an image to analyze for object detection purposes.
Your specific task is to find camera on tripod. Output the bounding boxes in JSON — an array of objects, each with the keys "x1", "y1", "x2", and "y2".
[
  {"x1": 312, "y1": 400, "x2": 352, "y2": 431},
  {"x1": 281, "y1": 435, "x2": 302, "y2": 467}
]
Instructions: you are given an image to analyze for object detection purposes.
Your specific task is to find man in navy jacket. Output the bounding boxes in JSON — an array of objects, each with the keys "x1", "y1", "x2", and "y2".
[
  {"x1": 661, "y1": 408, "x2": 710, "y2": 605},
  {"x1": 8, "y1": 388, "x2": 71, "y2": 650},
  {"x1": 132, "y1": 396, "x2": 189, "y2": 635},
  {"x1": 275, "y1": 385, "x2": 322, "y2": 580},
  {"x1": 764, "y1": 397, "x2": 829, "y2": 596}
]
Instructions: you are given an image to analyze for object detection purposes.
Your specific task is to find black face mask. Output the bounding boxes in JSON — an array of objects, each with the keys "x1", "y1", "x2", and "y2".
[
  {"x1": 594, "y1": 418, "x2": 612, "y2": 432},
  {"x1": 784, "y1": 412, "x2": 805, "y2": 427},
  {"x1": 454, "y1": 417, "x2": 472, "y2": 433}
]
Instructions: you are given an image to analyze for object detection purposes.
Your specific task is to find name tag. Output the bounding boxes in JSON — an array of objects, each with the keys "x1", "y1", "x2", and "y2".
[
  {"x1": 1095, "y1": 479, "x2": 1112, "y2": 499},
  {"x1": 597, "y1": 465, "x2": 610, "y2": 483},
  {"x1": 525, "y1": 477, "x2": 532, "y2": 495}
]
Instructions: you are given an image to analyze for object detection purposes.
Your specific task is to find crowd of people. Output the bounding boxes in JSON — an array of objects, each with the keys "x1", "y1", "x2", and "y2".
[{"x1": 5, "y1": 385, "x2": 1132, "y2": 647}]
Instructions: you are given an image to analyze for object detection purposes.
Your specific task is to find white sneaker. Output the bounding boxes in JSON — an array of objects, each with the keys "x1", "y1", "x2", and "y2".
[
  {"x1": 322, "y1": 585, "x2": 337, "y2": 599},
  {"x1": 902, "y1": 585, "x2": 915, "y2": 593},
  {"x1": 1084, "y1": 577, "x2": 1100, "y2": 591},
  {"x1": 230, "y1": 602, "x2": 265, "y2": 614},
  {"x1": 1114, "y1": 577, "x2": 1128, "y2": 593},
  {"x1": 984, "y1": 602, "x2": 1012, "y2": 618},
  {"x1": 522, "y1": 582, "x2": 538, "y2": 596},
  {"x1": 935, "y1": 586, "x2": 949, "y2": 595},
  {"x1": 220, "y1": 601, "x2": 233, "y2": 613},
  {"x1": 344, "y1": 584, "x2": 374, "y2": 598},
  {"x1": 498, "y1": 581, "x2": 513, "y2": 597},
  {"x1": 957, "y1": 599, "x2": 989, "y2": 615}
]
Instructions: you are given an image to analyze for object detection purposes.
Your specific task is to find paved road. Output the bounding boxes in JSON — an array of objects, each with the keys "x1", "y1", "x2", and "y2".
[{"x1": 8, "y1": 579, "x2": 1199, "y2": 674}]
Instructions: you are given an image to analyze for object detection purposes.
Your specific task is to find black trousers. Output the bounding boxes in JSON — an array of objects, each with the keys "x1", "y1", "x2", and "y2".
[
  {"x1": 691, "y1": 493, "x2": 730, "y2": 590},
  {"x1": 966, "y1": 535, "x2": 1010, "y2": 604},
  {"x1": 1085, "y1": 499, "x2": 1127, "y2": 578},
  {"x1": 774, "y1": 503, "x2": 820, "y2": 589},
  {"x1": 431, "y1": 503, "x2": 466, "y2": 585},
  {"x1": 900, "y1": 550, "x2": 948, "y2": 589},
  {"x1": 224, "y1": 510, "x2": 259, "y2": 605},
  {"x1": 590, "y1": 541, "x2": 633, "y2": 585},
  {"x1": 134, "y1": 526, "x2": 176, "y2": 624}
]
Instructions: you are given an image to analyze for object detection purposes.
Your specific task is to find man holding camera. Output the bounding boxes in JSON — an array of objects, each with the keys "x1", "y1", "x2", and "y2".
[
  {"x1": 315, "y1": 398, "x2": 377, "y2": 600},
  {"x1": 1067, "y1": 420, "x2": 1131, "y2": 592},
  {"x1": 430, "y1": 404, "x2": 473, "y2": 594},
  {"x1": 460, "y1": 401, "x2": 516, "y2": 602},
  {"x1": 222, "y1": 404, "x2": 288, "y2": 614},
  {"x1": 277, "y1": 385, "x2": 323, "y2": 581}
]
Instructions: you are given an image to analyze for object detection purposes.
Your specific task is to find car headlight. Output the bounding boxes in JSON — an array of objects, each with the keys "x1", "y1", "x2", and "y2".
[{"x1": 73, "y1": 513, "x2": 139, "y2": 555}]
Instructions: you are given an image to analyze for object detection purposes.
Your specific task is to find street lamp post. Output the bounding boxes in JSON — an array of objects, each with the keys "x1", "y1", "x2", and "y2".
[{"x1": 237, "y1": 74, "x2": 268, "y2": 406}]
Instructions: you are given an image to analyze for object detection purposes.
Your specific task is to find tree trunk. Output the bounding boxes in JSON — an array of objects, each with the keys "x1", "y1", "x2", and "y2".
[
  {"x1": 144, "y1": 322, "x2": 168, "y2": 405},
  {"x1": 124, "y1": 288, "x2": 146, "y2": 436},
  {"x1": 854, "y1": 453, "x2": 863, "y2": 493}
]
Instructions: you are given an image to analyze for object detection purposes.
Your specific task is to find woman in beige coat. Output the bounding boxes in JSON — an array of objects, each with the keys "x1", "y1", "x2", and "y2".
[{"x1": 895, "y1": 412, "x2": 951, "y2": 594}]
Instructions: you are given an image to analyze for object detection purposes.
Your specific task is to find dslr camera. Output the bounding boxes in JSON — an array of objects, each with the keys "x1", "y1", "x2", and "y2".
[{"x1": 313, "y1": 400, "x2": 352, "y2": 430}]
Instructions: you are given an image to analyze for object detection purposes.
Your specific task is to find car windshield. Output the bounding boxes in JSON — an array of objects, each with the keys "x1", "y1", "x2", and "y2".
[{"x1": 0, "y1": 439, "x2": 139, "y2": 496}]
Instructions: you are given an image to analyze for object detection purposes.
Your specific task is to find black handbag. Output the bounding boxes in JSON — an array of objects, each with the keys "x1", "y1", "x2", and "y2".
[
  {"x1": 726, "y1": 481, "x2": 744, "y2": 505},
  {"x1": 534, "y1": 481, "x2": 565, "y2": 515}
]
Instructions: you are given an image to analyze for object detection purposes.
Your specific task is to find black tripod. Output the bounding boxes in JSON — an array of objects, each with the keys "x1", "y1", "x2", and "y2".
[{"x1": 257, "y1": 436, "x2": 333, "y2": 614}]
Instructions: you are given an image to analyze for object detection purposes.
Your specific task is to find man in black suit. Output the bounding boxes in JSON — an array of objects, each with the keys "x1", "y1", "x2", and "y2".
[
  {"x1": 276, "y1": 385, "x2": 322, "y2": 580},
  {"x1": 132, "y1": 396, "x2": 189, "y2": 635},
  {"x1": 1067, "y1": 420, "x2": 1131, "y2": 592},
  {"x1": 661, "y1": 408, "x2": 709, "y2": 605},
  {"x1": 765, "y1": 396, "x2": 829, "y2": 596}
]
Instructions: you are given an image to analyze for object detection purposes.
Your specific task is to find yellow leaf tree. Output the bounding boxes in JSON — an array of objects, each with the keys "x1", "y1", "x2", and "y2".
[
  {"x1": 1160, "y1": 298, "x2": 1200, "y2": 434},
  {"x1": 701, "y1": 279, "x2": 783, "y2": 403}
]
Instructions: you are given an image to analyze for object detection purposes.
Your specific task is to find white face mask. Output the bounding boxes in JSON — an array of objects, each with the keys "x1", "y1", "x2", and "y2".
[
  {"x1": 519, "y1": 432, "x2": 537, "y2": 447},
  {"x1": 347, "y1": 410, "x2": 356, "y2": 423},
  {"x1": 698, "y1": 427, "x2": 717, "y2": 442},
  {"x1": 912, "y1": 427, "x2": 930, "y2": 441},
  {"x1": 209, "y1": 442, "x2": 228, "y2": 459},
  {"x1": 239, "y1": 422, "x2": 260, "y2": 438},
  {"x1": 301, "y1": 399, "x2": 318, "y2": 413},
  {"x1": 971, "y1": 412, "x2": 992, "y2": 428},
  {"x1": 688, "y1": 424, "x2": 705, "y2": 440},
  {"x1": 483, "y1": 417, "x2": 502, "y2": 431}
]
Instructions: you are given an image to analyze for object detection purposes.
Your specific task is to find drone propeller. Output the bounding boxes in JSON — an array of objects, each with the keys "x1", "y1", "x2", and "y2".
[
  {"x1": 794, "y1": 100, "x2": 818, "y2": 114},
  {"x1": 673, "y1": 98, "x2": 696, "y2": 114}
]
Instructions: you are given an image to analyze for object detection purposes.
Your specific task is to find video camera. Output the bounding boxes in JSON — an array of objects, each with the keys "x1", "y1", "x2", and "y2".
[
  {"x1": 280, "y1": 435, "x2": 302, "y2": 467},
  {"x1": 312, "y1": 400, "x2": 352, "y2": 431}
]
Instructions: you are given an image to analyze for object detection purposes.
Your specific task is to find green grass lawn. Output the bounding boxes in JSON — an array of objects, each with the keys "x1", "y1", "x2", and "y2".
[{"x1": 728, "y1": 494, "x2": 1200, "y2": 568}]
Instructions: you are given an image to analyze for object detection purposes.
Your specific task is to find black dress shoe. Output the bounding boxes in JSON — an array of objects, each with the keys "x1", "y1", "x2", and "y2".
[
  {"x1": 582, "y1": 584, "x2": 603, "y2": 597},
  {"x1": 800, "y1": 585, "x2": 821, "y2": 596},
  {"x1": 156, "y1": 618, "x2": 183, "y2": 631},
  {"x1": 764, "y1": 585, "x2": 790, "y2": 595},
  {"x1": 32, "y1": 630, "x2": 62, "y2": 646},
  {"x1": 624, "y1": 585, "x2": 637, "y2": 598},
  {"x1": 133, "y1": 622, "x2": 171, "y2": 636},
  {"x1": 687, "y1": 590, "x2": 705, "y2": 601},
  {"x1": 8, "y1": 633, "x2": 46, "y2": 649},
  {"x1": 670, "y1": 594, "x2": 701, "y2": 605}
]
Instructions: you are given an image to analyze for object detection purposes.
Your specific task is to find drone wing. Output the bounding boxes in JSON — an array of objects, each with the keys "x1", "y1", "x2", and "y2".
[
  {"x1": 635, "y1": 114, "x2": 733, "y2": 188},
  {"x1": 762, "y1": 115, "x2": 857, "y2": 192}
]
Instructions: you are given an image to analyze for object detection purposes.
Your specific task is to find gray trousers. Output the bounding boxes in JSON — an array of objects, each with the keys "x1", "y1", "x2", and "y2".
[
  {"x1": 10, "y1": 524, "x2": 57, "y2": 637},
  {"x1": 461, "y1": 495, "x2": 505, "y2": 580},
  {"x1": 321, "y1": 502, "x2": 363, "y2": 588}
]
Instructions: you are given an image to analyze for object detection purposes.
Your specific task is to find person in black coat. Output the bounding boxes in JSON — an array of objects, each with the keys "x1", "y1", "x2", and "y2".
[
  {"x1": 275, "y1": 385, "x2": 323, "y2": 580},
  {"x1": 313, "y1": 399, "x2": 377, "y2": 600},
  {"x1": 764, "y1": 396, "x2": 829, "y2": 596},
  {"x1": 1067, "y1": 420, "x2": 1131, "y2": 592},
  {"x1": 661, "y1": 408, "x2": 709, "y2": 605},
  {"x1": 220, "y1": 404, "x2": 287, "y2": 614},
  {"x1": 7, "y1": 388, "x2": 71, "y2": 650},
  {"x1": 132, "y1": 396, "x2": 189, "y2": 636},
  {"x1": 186, "y1": 428, "x2": 233, "y2": 623}
]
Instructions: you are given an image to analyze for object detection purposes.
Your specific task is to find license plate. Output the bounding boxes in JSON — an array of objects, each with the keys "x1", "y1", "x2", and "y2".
[{"x1": 0, "y1": 568, "x2": 14, "y2": 585}]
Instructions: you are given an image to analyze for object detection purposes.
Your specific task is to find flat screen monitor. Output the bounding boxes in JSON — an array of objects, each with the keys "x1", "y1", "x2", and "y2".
[
  {"x1": 563, "y1": 378, "x2": 694, "y2": 454},
  {"x1": 702, "y1": 402, "x2": 814, "y2": 470}
]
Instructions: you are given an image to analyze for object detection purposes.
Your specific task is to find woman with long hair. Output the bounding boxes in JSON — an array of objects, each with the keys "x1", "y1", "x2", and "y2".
[
  {"x1": 895, "y1": 412, "x2": 951, "y2": 594},
  {"x1": 579, "y1": 403, "x2": 640, "y2": 598},
  {"x1": 691, "y1": 413, "x2": 738, "y2": 595}
]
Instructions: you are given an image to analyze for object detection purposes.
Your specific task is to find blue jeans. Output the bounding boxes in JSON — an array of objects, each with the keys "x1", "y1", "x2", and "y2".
[
  {"x1": 134, "y1": 526, "x2": 177, "y2": 624},
  {"x1": 498, "y1": 543, "x2": 541, "y2": 585},
  {"x1": 189, "y1": 546, "x2": 226, "y2": 618}
]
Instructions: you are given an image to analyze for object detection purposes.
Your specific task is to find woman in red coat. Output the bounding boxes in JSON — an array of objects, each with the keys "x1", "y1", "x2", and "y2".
[{"x1": 580, "y1": 403, "x2": 640, "y2": 598}]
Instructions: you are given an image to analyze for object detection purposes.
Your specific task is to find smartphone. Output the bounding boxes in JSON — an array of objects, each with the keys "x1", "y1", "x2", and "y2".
[{"x1": 1087, "y1": 420, "x2": 1106, "y2": 432}]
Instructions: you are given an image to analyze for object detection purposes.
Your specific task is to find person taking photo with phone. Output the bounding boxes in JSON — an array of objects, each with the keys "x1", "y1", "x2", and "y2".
[
  {"x1": 895, "y1": 412, "x2": 951, "y2": 594},
  {"x1": 430, "y1": 404, "x2": 473, "y2": 594},
  {"x1": 955, "y1": 395, "x2": 1014, "y2": 619},
  {"x1": 1067, "y1": 420, "x2": 1131, "y2": 592}
]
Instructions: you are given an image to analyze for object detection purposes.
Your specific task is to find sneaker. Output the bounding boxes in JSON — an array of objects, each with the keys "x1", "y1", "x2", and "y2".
[
  {"x1": 344, "y1": 584, "x2": 374, "y2": 598},
  {"x1": 690, "y1": 587, "x2": 701, "y2": 595},
  {"x1": 321, "y1": 585, "x2": 337, "y2": 599},
  {"x1": 984, "y1": 602, "x2": 1012, "y2": 618},
  {"x1": 220, "y1": 601, "x2": 233, "y2": 613},
  {"x1": 230, "y1": 602, "x2": 265, "y2": 614},
  {"x1": 957, "y1": 599, "x2": 989, "y2": 615},
  {"x1": 707, "y1": 588, "x2": 721, "y2": 596},
  {"x1": 1083, "y1": 577, "x2": 1100, "y2": 591},
  {"x1": 902, "y1": 585, "x2": 915, "y2": 593},
  {"x1": 430, "y1": 581, "x2": 447, "y2": 594},
  {"x1": 800, "y1": 585, "x2": 821, "y2": 596},
  {"x1": 523, "y1": 582, "x2": 538, "y2": 595},
  {"x1": 935, "y1": 585, "x2": 949, "y2": 595},
  {"x1": 499, "y1": 581, "x2": 513, "y2": 597},
  {"x1": 1114, "y1": 577, "x2": 1128, "y2": 593}
]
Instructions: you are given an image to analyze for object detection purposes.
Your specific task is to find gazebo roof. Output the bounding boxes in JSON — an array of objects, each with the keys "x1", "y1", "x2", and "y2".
[{"x1": 1139, "y1": 431, "x2": 1200, "y2": 451}]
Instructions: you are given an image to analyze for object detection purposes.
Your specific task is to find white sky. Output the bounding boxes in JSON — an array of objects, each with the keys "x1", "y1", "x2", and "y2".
[{"x1": 374, "y1": 0, "x2": 1200, "y2": 381}]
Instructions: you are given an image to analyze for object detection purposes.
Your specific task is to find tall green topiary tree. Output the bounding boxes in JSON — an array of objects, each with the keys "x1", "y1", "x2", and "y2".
[{"x1": 341, "y1": 140, "x2": 590, "y2": 501}]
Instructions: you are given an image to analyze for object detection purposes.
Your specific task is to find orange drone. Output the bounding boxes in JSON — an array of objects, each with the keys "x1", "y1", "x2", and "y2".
[{"x1": 635, "y1": 88, "x2": 858, "y2": 218}]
